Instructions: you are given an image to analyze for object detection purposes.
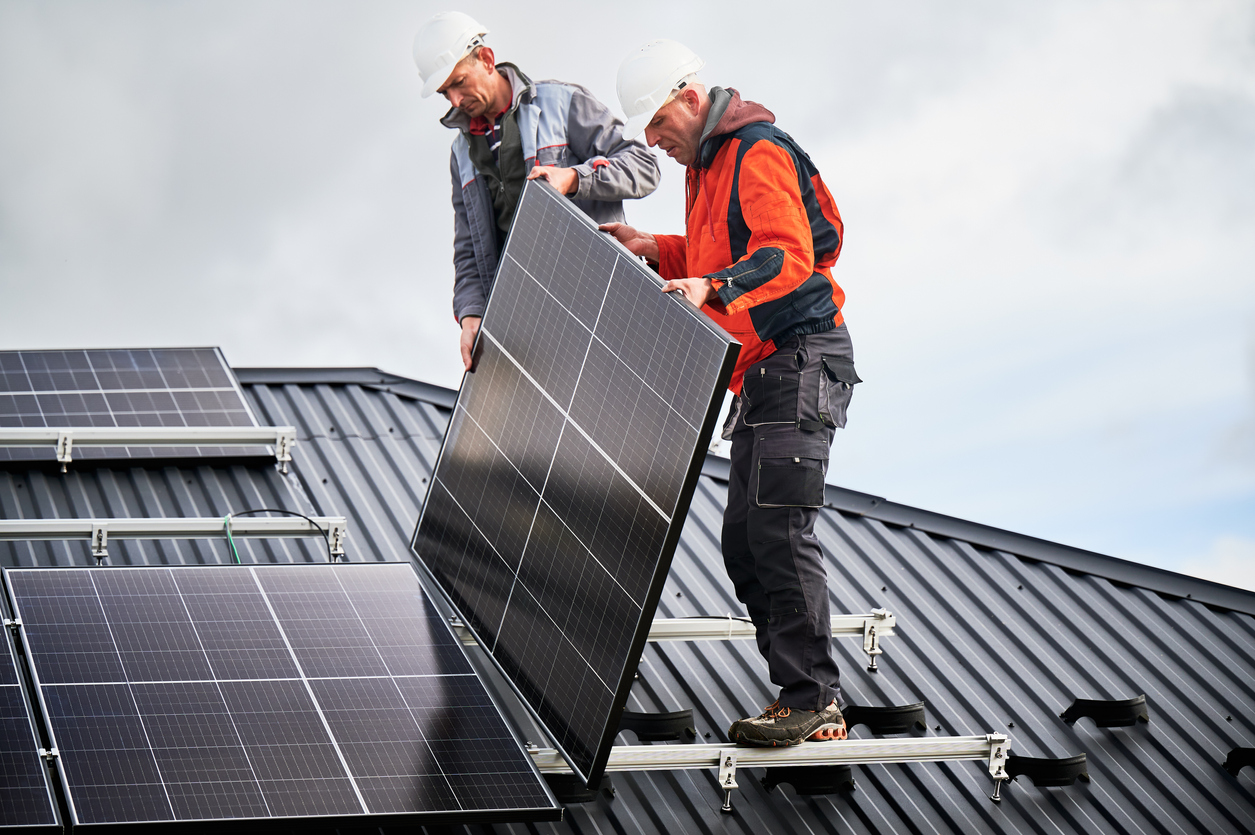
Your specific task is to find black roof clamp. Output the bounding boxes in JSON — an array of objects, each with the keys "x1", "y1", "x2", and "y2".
[
  {"x1": 1060, "y1": 694, "x2": 1149, "y2": 727},
  {"x1": 762, "y1": 765, "x2": 856, "y2": 795},
  {"x1": 843, "y1": 701, "x2": 927, "y2": 735},
  {"x1": 618, "y1": 709, "x2": 698, "y2": 742},
  {"x1": 544, "y1": 773, "x2": 615, "y2": 804},
  {"x1": 1005, "y1": 753, "x2": 1090, "y2": 789},
  {"x1": 1224, "y1": 748, "x2": 1255, "y2": 778}
]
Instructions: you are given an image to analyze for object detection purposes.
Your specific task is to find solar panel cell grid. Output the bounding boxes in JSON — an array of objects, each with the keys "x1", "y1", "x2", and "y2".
[
  {"x1": 4, "y1": 564, "x2": 557, "y2": 827},
  {"x1": 0, "y1": 347, "x2": 263, "y2": 462},
  {"x1": 412, "y1": 181, "x2": 738, "y2": 784}
]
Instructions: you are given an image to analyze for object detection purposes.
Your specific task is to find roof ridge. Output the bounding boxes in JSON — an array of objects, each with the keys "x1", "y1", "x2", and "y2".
[{"x1": 234, "y1": 367, "x2": 457, "y2": 410}]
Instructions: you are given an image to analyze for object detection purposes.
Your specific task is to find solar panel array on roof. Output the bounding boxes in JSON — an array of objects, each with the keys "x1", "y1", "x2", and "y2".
[
  {"x1": 0, "y1": 600, "x2": 59, "y2": 831},
  {"x1": 3, "y1": 563, "x2": 559, "y2": 828},
  {"x1": 412, "y1": 180, "x2": 738, "y2": 786},
  {"x1": 0, "y1": 348, "x2": 265, "y2": 462}
]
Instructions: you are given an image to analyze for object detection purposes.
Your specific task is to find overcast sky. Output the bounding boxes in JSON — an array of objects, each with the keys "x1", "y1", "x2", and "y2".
[{"x1": 2, "y1": 0, "x2": 1253, "y2": 589}]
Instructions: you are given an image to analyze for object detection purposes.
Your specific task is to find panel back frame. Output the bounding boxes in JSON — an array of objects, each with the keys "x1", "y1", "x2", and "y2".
[{"x1": 0, "y1": 578, "x2": 61, "y2": 833}]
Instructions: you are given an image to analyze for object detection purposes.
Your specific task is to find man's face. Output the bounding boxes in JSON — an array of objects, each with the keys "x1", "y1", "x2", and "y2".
[
  {"x1": 644, "y1": 91, "x2": 704, "y2": 167},
  {"x1": 437, "y1": 49, "x2": 498, "y2": 119}
]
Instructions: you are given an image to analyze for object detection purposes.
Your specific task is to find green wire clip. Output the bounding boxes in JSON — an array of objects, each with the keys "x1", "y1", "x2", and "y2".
[{"x1": 223, "y1": 514, "x2": 241, "y2": 565}]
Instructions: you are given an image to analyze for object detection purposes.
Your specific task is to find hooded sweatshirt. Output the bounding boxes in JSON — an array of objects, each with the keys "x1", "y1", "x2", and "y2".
[{"x1": 654, "y1": 88, "x2": 845, "y2": 394}]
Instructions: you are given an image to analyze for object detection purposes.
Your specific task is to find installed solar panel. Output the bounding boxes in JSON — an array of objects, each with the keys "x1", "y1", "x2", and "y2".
[
  {"x1": 3, "y1": 564, "x2": 558, "y2": 828},
  {"x1": 412, "y1": 180, "x2": 738, "y2": 785},
  {"x1": 0, "y1": 348, "x2": 265, "y2": 462},
  {"x1": 0, "y1": 598, "x2": 59, "y2": 831}
]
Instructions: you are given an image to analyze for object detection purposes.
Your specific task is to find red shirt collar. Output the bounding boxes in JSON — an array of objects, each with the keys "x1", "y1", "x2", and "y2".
[{"x1": 468, "y1": 104, "x2": 510, "y2": 136}]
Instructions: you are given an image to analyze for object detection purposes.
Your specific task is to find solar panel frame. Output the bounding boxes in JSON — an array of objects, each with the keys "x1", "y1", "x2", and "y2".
[
  {"x1": 0, "y1": 347, "x2": 269, "y2": 464},
  {"x1": 411, "y1": 180, "x2": 738, "y2": 786},
  {"x1": 0, "y1": 581, "x2": 61, "y2": 832},
  {"x1": 2, "y1": 563, "x2": 560, "y2": 829}
]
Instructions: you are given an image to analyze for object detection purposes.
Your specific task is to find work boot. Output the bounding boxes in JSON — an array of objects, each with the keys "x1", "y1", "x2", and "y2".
[
  {"x1": 730, "y1": 699, "x2": 846, "y2": 747},
  {"x1": 727, "y1": 700, "x2": 780, "y2": 744}
]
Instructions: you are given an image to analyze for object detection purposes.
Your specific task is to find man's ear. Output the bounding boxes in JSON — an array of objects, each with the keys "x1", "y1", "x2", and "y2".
[
  {"x1": 478, "y1": 46, "x2": 496, "y2": 72},
  {"x1": 679, "y1": 87, "x2": 702, "y2": 116}
]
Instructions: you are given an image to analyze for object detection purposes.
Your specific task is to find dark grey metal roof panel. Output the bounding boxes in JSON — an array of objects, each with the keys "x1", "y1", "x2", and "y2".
[
  {"x1": 2, "y1": 367, "x2": 1253, "y2": 834},
  {"x1": 701, "y1": 455, "x2": 1255, "y2": 617}
]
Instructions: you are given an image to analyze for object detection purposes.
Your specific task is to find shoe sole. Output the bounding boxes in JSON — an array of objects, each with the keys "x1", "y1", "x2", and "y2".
[
  {"x1": 809, "y1": 720, "x2": 848, "y2": 741},
  {"x1": 735, "y1": 720, "x2": 847, "y2": 747}
]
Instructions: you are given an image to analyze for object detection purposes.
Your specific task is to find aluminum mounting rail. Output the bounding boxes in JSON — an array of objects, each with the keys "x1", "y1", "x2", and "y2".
[
  {"x1": 451, "y1": 609, "x2": 895, "y2": 670},
  {"x1": 530, "y1": 734, "x2": 1012, "y2": 810},
  {"x1": 0, "y1": 516, "x2": 346, "y2": 562},
  {"x1": 0, "y1": 426, "x2": 297, "y2": 473}
]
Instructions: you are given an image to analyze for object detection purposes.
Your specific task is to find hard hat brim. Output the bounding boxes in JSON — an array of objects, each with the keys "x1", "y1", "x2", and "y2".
[
  {"x1": 421, "y1": 65, "x2": 456, "y2": 99},
  {"x1": 622, "y1": 109, "x2": 653, "y2": 141}
]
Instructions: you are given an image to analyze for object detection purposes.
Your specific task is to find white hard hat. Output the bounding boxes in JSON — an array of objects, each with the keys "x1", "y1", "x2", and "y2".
[
  {"x1": 616, "y1": 39, "x2": 705, "y2": 140},
  {"x1": 412, "y1": 11, "x2": 490, "y2": 98}
]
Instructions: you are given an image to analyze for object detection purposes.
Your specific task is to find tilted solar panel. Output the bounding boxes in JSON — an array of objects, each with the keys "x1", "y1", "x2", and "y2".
[
  {"x1": 0, "y1": 596, "x2": 59, "y2": 831},
  {"x1": 0, "y1": 348, "x2": 266, "y2": 462},
  {"x1": 2, "y1": 564, "x2": 559, "y2": 828},
  {"x1": 412, "y1": 180, "x2": 738, "y2": 785}
]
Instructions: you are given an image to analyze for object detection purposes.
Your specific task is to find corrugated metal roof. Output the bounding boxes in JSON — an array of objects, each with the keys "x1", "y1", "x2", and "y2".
[{"x1": 3, "y1": 365, "x2": 1253, "y2": 834}]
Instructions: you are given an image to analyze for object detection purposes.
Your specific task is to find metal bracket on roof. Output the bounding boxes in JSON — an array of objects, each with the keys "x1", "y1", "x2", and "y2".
[
  {"x1": 3, "y1": 617, "x2": 21, "y2": 638},
  {"x1": 39, "y1": 748, "x2": 58, "y2": 763},
  {"x1": 327, "y1": 520, "x2": 347, "y2": 561},
  {"x1": 987, "y1": 733, "x2": 1010, "y2": 801},
  {"x1": 717, "y1": 749, "x2": 739, "y2": 814},
  {"x1": 864, "y1": 608, "x2": 891, "y2": 671},
  {"x1": 56, "y1": 431, "x2": 73, "y2": 473},
  {"x1": 274, "y1": 429, "x2": 295, "y2": 475},
  {"x1": 90, "y1": 523, "x2": 108, "y2": 565}
]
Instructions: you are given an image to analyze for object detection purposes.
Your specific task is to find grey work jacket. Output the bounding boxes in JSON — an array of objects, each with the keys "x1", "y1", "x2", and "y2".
[{"x1": 444, "y1": 66, "x2": 660, "y2": 322}]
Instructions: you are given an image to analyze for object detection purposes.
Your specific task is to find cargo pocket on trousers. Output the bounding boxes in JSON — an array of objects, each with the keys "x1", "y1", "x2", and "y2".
[
  {"x1": 818, "y1": 355, "x2": 862, "y2": 429},
  {"x1": 755, "y1": 456, "x2": 827, "y2": 508},
  {"x1": 742, "y1": 366, "x2": 801, "y2": 426}
]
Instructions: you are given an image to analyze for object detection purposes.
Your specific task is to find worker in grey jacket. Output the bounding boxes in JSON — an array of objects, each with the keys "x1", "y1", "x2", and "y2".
[{"x1": 413, "y1": 12, "x2": 661, "y2": 370}]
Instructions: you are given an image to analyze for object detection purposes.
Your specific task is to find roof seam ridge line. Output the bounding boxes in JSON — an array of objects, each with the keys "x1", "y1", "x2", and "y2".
[{"x1": 481, "y1": 329, "x2": 669, "y2": 521}]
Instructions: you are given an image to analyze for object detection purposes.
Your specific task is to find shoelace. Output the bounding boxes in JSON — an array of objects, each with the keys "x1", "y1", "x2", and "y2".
[{"x1": 759, "y1": 700, "x2": 790, "y2": 720}]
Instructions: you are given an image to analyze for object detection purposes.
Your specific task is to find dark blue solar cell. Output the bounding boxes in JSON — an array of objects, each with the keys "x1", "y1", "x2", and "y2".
[{"x1": 4, "y1": 564, "x2": 557, "y2": 827}]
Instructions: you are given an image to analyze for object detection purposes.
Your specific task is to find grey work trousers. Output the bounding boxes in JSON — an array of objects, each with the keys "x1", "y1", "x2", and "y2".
[{"x1": 722, "y1": 325, "x2": 858, "y2": 711}]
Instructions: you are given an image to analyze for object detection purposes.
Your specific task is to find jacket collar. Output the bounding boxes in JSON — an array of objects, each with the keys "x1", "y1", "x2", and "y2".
[
  {"x1": 440, "y1": 63, "x2": 534, "y2": 133},
  {"x1": 695, "y1": 87, "x2": 776, "y2": 169}
]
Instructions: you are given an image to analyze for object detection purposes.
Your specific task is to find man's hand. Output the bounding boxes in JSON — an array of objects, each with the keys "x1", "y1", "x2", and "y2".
[
  {"x1": 661, "y1": 277, "x2": 717, "y2": 308},
  {"x1": 599, "y1": 222, "x2": 659, "y2": 263},
  {"x1": 527, "y1": 166, "x2": 578, "y2": 196},
  {"x1": 459, "y1": 315, "x2": 481, "y2": 372}
]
